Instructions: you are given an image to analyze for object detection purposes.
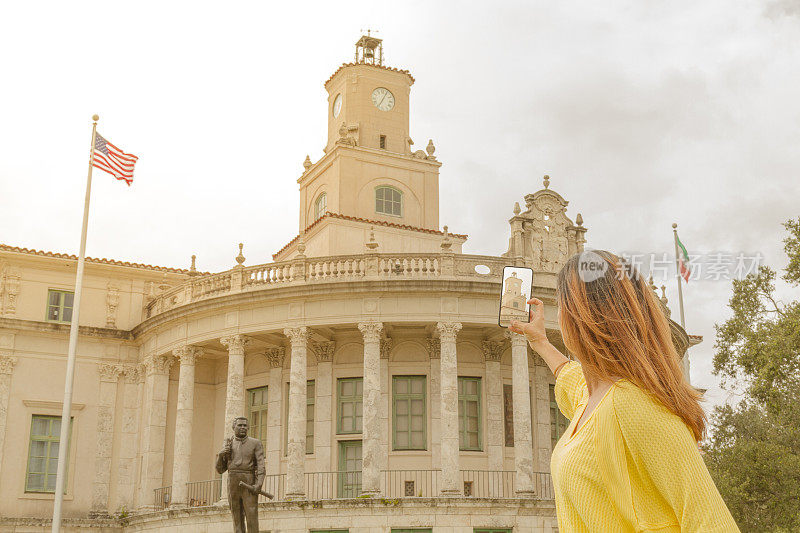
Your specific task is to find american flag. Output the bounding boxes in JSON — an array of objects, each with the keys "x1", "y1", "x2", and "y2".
[{"x1": 92, "y1": 133, "x2": 138, "y2": 186}]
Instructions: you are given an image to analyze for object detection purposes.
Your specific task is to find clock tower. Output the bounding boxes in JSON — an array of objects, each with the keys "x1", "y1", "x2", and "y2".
[{"x1": 274, "y1": 35, "x2": 468, "y2": 261}]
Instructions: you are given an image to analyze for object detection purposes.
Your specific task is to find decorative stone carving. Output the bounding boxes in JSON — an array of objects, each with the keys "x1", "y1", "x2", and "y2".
[
  {"x1": 426, "y1": 337, "x2": 441, "y2": 359},
  {"x1": 141, "y1": 353, "x2": 173, "y2": 375},
  {"x1": 265, "y1": 347, "x2": 287, "y2": 368},
  {"x1": 221, "y1": 334, "x2": 251, "y2": 353},
  {"x1": 436, "y1": 321, "x2": 462, "y2": 343},
  {"x1": 379, "y1": 337, "x2": 393, "y2": 360},
  {"x1": 235, "y1": 243, "x2": 246, "y2": 266},
  {"x1": 2, "y1": 273, "x2": 19, "y2": 317},
  {"x1": 303, "y1": 155, "x2": 312, "y2": 172},
  {"x1": 98, "y1": 363, "x2": 124, "y2": 382},
  {"x1": 336, "y1": 122, "x2": 358, "y2": 146},
  {"x1": 503, "y1": 175, "x2": 588, "y2": 272},
  {"x1": 0, "y1": 355, "x2": 17, "y2": 375},
  {"x1": 426, "y1": 139, "x2": 436, "y2": 158},
  {"x1": 282, "y1": 327, "x2": 308, "y2": 348},
  {"x1": 481, "y1": 340, "x2": 507, "y2": 362},
  {"x1": 105, "y1": 284, "x2": 120, "y2": 328},
  {"x1": 308, "y1": 341, "x2": 333, "y2": 364},
  {"x1": 121, "y1": 364, "x2": 142, "y2": 383},
  {"x1": 173, "y1": 345, "x2": 203, "y2": 365}
]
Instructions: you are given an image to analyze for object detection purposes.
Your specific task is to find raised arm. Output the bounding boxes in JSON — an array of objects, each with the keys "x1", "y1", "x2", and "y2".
[{"x1": 508, "y1": 297, "x2": 570, "y2": 377}]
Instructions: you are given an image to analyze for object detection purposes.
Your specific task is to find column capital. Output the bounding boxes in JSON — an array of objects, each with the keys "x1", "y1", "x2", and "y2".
[
  {"x1": 265, "y1": 347, "x2": 286, "y2": 368},
  {"x1": 283, "y1": 326, "x2": 309, "y2": 348},
  {"x1": 173, "y1": 345, "x2": 203, "y2": 365},
  {"x1": 0, "y1": 355, "x2": 17, "y2": 375},
  {"x1": 426, "y1": 337, "x2": 441, "y2": 359},
  {"x1": 98, "y1": 362, "x2": 124, "y2": 383},
  {"x1": 121, "y1": 364, "x2": 143, "y2": 384},
  {"x1": 380, "y1": 337, "x2": 393, "y2": 360},
  {"x1": 308, "y1": 340, "x2": 334, "y2": 363},
  {"x1": 358, "y1": 321, "x2": 383, "y2": 343},
  {"x1": 220, "y1": 334, "x2": 250, "y2": 353},
  {"x1": 504, "y1": 330, "x2": 528, "y2": 347},
  {"x1": 481, "y1": 340, "x2": 507, "y2": 362},
  {"x1": 436, "y1": 321, "x2": 462, "y2": 343},
  {"x1": 141, "y1": 353, "x2": 173, "y2": 376}
]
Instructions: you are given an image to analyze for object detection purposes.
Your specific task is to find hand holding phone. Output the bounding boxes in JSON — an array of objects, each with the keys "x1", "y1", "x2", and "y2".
[
  {"x1": 509, "y1": 297, "x2": 549, "y2": 347},
  {"x1": 498, "y1": 266, "x2": 534, "y2": 328}
]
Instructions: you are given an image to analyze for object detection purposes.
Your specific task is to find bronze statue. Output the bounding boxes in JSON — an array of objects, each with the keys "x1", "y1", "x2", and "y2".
[{"x1": 215, "y1": 417, "x2": 266, "y2": 533}]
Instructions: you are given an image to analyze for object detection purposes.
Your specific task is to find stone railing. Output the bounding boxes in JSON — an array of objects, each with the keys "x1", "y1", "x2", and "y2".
[
  {"x1": 160, "y1": 470, "x2": 553, "y2": 507},
  {"x1": 145, "y1": 253, "x2": 509, "y2": 319}
]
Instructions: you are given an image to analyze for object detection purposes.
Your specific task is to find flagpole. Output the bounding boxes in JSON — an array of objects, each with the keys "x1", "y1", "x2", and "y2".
[
  {"x1": 672, "y1": 222, "x2": 686, "y2": 329},
  {"x1": 51, "y1": 114, "x2": 99, "y2": 533}
]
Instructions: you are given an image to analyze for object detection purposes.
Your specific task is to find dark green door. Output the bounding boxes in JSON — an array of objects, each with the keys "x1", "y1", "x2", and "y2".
[{"x1": 337, "y1": 440, "x2": 362, "y2": 498}]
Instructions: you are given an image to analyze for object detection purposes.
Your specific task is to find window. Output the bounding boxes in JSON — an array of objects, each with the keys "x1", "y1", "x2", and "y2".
[
  {"x1": 550, "y1": 383, "x2": 570, "y2": 448},
  {"x1": 314, "y1": 193, "x2": 327, "y2": 221},
  {"x1": 375, "y1": 186, "x2": 402, "y2": 217},
  {"x1": 248, "y1": 386, "x2": 268, "y2": 451},
  {"x1": 379, "y1": 135, "x2": 386, "y2": 149},
  {"x1": 475, "y1": 529, "x2": 513, "y2": 533},
  {"x1": 46, "y1": 290, "x2": 74, "y2": 323},
  {"x1": 311, "y1": 530, "x2": 348, "y2": 533},
  {"x1": 458, "y1": 377, "x2": 482, "y2": 451},
  {"x1": 284, "y1": 381, "x2": 315, "y2": 454},
  {"x1": 337, "y1": 377, "x2": 363, "y2": 434},
  {"x1": 391, "y1": 529, "x2": 432, "y2": 533},
  {"x1": 26, "y1": 415, "x2": 71, "y2": 493},
  {"x1": 392, "y1": 376, "x2": 426, "y2": 450}
]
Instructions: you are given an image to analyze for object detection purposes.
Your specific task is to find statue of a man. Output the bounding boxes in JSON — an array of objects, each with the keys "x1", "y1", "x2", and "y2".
[{"x1": 215, "y1": 417, "x2": 265, "y2": 533}]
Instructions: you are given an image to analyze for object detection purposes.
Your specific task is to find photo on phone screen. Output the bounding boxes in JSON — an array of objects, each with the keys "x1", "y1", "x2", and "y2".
[{"x1": 498, "y1": 266, "x2": 534, "y2": 328}]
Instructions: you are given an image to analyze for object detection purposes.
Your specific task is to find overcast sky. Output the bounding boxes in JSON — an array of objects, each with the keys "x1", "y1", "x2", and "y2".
[{"x1": 2, "y1": 1, "x2": 798, "y2": 414}]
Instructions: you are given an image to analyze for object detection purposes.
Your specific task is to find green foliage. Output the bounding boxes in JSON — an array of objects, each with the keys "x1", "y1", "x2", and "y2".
[{"x1": 704, "y1": 217, "x2": 800, "y2": 532}]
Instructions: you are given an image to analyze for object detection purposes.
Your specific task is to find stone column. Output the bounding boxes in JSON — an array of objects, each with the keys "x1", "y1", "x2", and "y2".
[
  {"x1": 218, "y1": 334, "x2": 250, "y2": 503},
  {"x1": 137, "y1": 354, "x2": 173, "y2": 510},
  {"x1": 117, "y1": 365, "x2": 141, "y2": 511},
  {"x1": 90, "y1": 363, "x2": 123, "y2": 516},
  {"x1": 309, "y1": 341, "x2": 334, "y2": 472},
  {"x1": 379, "y1": 338, "x2": 392, "y2": 477},
  {"x1": 0, "y1": 355, "x2": 18, "y2": 481},
  {"x1": 170, "y1": 345, "x2": 202, "y2": 508},
  {"x1": 265, "y1": 347, "x2": 285, "y2": 477},
  {"x1": 506, "y1": 330, "x2": 535, "y2": 496},
  {"x1": 437, "y1": 321, "x2": 462, "y2": 496},
  {"x1": 426, "y1": 339, "x2": 441, "y2": 469},
  {"x1": 482, "y1": 340, "x2": 506, "y2": 472},
  {"x1": 284, "y1": 327, "x2": 308, "y2": 499},
  {"x1": 358, "y1": 321, "x2": 383, "y2": 496}
]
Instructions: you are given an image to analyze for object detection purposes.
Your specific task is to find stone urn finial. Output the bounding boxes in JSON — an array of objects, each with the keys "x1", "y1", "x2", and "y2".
[
  {"x1": 576, "y1": 213, "x2": 584, "y2": 227},
  {"x1": 513, "y1": 202, "x2": 521, "y2": 216},
  {"x1": 441, "y1": 224, "x2": 453, "y2": 252},
  {"x1": 189, "y1": 254, "x2": 199, "y2": 276},
  {"x1": 426, "y1": 139, "x2": 435, "y2": 157},
  {"x1": 303, "y1": 155, "x2": 312, "y2": 172},
  {"x1": 158, "y1": 272, "x2": 171, "y2": 292},
  {"x1": 236, "y1": 243, "x2": 245, "y2": 266},
  {"x1": 297, "y1": 233, "x2": 307, "y2": 257},
  {"x1": 543, "y1": 175, "x2": 550, "y2": 189},
  {"x1": 365, "y1": 226, "x2": 379, "y2": 251}
]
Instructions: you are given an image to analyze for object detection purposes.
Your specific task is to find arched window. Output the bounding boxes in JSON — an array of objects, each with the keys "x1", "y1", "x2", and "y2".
[
  {"x1": 314, "y1": 193, "x2": 327, "y2": 221},
  {"x1": 375, "y1": 186, "x2": 402, "y2": 217}
]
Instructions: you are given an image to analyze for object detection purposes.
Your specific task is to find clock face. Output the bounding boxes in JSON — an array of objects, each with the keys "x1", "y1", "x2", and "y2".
[
  {"x1": 332, "y1": 94, "x2": 342, "y2": 118},
  {"x1": 371, "y1": 87, "x2": 395, "y2": 111}
]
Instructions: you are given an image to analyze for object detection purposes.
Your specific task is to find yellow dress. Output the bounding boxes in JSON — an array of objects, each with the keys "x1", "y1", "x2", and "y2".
[{"x1": 550, "y1": 361, "x2": 740, "y2": 532}]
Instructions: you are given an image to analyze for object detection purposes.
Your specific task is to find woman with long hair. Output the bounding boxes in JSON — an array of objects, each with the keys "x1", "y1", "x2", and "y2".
[{"x1": 509, "y1": 250, "x2": 739, "y2": 532}]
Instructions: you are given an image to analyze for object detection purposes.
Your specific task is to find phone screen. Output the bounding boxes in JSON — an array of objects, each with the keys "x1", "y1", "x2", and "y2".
[{"x1": 498, "y1": 266, "x2": 534, "y2": 328}]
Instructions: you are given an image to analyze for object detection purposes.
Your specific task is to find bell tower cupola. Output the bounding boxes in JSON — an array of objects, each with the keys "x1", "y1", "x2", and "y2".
[{"x1": 323, "y1": 33, "x2": 414, "y2": 154}]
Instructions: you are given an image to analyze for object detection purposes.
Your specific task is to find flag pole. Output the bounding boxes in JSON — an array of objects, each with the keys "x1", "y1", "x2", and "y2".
[
  {"x1": 672, "y1": 222, "x2": 686, "y2": 329},
  {"x1": 51, "y1": 114, "x2": 99, "y2": 533}
]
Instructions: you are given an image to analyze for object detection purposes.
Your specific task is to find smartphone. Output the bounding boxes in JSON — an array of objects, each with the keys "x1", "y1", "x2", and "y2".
[{"x1": 497, "y1": 266, "x2": 534, "y2": 328}]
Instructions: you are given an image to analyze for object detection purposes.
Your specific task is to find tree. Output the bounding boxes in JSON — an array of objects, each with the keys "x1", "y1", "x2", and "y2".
[{"x1": 704, "y1": 217, "x2": 800, "y2": 532}]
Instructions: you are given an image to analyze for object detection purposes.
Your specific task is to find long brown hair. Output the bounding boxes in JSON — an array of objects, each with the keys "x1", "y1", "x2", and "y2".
[{"x1": 555, "y1": 250, "x2": 706, "y2": 441}]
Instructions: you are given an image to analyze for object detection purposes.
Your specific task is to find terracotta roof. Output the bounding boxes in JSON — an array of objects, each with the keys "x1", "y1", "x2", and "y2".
[
  {"x1": 272, "y1": 212, "x2": 468, "y2": 260},
  {"x1": 0, "y1": 244, "x2": 193, "y2": 274},
  {"x1": 688, "y1": 334, "x2": 703, "y2": 340},
  {"x1": 324, "y1": 62, "x2": 415, "y2": 88}
]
